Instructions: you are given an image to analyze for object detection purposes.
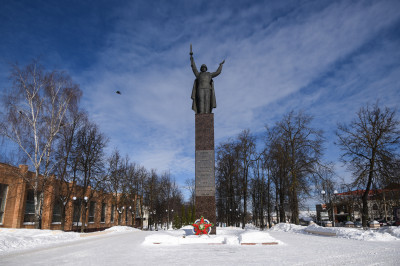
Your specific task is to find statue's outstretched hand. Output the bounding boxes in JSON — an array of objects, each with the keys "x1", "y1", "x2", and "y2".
[{"x1": 220, "y1": 60, "x2": 225, "y2": 65}]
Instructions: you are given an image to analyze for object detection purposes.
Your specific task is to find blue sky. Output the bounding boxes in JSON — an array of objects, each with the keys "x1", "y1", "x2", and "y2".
[{"x1": 1, "y1": 0, "x2": 400, "y2": 203}]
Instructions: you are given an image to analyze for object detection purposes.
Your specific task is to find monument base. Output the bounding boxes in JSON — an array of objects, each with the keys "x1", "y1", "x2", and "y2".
[
  {"x1": 195, "y1": 113, "x2": 216, "y2": 235},
  {"x1": 195, "y1": 196, "x2": 216, "y2": 234}
]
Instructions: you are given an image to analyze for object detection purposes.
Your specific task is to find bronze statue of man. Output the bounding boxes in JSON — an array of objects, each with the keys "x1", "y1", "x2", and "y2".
[{"x1": 190, "y1": 45, "x2": 225, "y2": 114}]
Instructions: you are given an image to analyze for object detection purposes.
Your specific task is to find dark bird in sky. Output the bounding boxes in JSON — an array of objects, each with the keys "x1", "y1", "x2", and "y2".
[{"x1": 116, "y1": 91, "x2": 121, "y2": 95}]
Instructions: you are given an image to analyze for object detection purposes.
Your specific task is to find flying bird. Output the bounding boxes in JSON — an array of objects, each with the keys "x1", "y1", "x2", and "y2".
[{"x1": 116, "y1": 91, "x2": 121, "y2": 95}]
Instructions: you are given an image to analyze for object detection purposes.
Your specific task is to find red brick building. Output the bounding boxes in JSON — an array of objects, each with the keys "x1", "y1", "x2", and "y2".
[{"x1": 0, "y1": 162, "x2": 143, "y2": 231}]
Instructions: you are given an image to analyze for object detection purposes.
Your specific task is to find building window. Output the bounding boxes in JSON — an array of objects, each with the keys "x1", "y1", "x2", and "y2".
[
  {"x1": 101, "y1": 203, "x2": 106, "y2": 223},
  {"x1": 88, "y1": 201, "x2": 96, "y2": 223},
  {"x1": 0, "y1": 184, "x2": 8, "y2": 224},
  {"x1": 52, "y1": 199, "x2": 62, "y2": 223},
  {"x1": 73, "y1": 199, "x2": 82, "y2": 225},
  {"x1": 24, "y1": 190, "x2": 36, "y2": 223},
  {"x1": 111, "y1": 204, "x2": 115, "y2": 223},
  {"x1": 125, "y1": 207, "x2": 128, "y2": 224}
]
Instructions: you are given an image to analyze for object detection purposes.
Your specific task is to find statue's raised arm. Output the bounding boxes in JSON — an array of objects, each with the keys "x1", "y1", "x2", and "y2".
[
  {"x1": 190, "y1": 44, "x2": 199, "y2": 77},
  {"x1": 211, "y1": 60, "x2": 224, "y2": 78}
]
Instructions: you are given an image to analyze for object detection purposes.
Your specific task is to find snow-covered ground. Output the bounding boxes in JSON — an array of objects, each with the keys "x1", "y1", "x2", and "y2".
[
  {"x1": 142, "y1": 225, "x2": 282, "y2": 245},
  {"x1": 271, "y1": 223, "x2": 400, "y2": 241},
  {"x1": 1, "y1": 224, "x2": 399, "y2": 265},
  {"x1": 0, "y1": 226, "x2": 140, "y2": 253}
]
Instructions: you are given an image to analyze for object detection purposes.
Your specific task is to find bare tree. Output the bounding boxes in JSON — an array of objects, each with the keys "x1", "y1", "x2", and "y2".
[
  {"x1": 184, "y1": 178, "x2": 195, "y2": 207},
  {"x1": 336, "y1": 103, "x2": 400, "y2": 227},
  {"x1": 237, "y1": 129, "x2": 256, "y2": 228},
  {"x1": 264, "y1": 132, "x2": 289, "y2": 223},
  {"x1": 106, "y1": 149, "x2": 129, "y2": 226},
  {"x1": 124, "y1": 162, "x2": 139, "y2": 227},
  {"x1": 53, "y1": 107, "x2": 87, "y2": 230},
  {"x1": 144, "y1": 169, "x2": 159, "y2": 230},
  {"x1": 134, "y1": 165, "x2": 148, "y2": 229},
  {"x1": 74, "y1": 121, "x2": 108, "y2": 232},
  {"x1": 265, "y1": 110, "x2": 324, "y2": 224},
  {"x1": 0, "y1": 61, "x2": 81, "y2": 228},
  {"x1": 216, "y1": 139, "x2": 240, "y2": 226},
  {"x1": 313, "y1": 163, "x2": 338, "y2": 224},
  {"x1": 159, "y1": 171, "x2": 181, "y2": 229},
  {"x1": 251, "y1": 151, "x2": 274, "y2": 229}
]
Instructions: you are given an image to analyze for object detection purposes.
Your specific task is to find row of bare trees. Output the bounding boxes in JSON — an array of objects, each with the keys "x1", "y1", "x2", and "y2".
[
  {"x1": 0, "y1": 61, "x2": 187, "y2": 230},
  {"x1": 216, "y1": 111, "x2": 324, "y2": 228},
  {"x1": 216, "y1": 105, "x2": 400, "y2": 228}
]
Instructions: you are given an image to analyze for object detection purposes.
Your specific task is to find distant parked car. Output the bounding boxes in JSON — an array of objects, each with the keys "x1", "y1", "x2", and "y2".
[
  {"x1": 354, "y1": 221, "x2": 362, "y2": 228},
  {"x1": 337, "y1": 222, "x2": 345, "y2": 227},
  {"x1": 378, "y1": 219, "x2": 388, "y2": 227},
  {"x1": 387, "y1": 221, "x2": 395, "y2": 226}
]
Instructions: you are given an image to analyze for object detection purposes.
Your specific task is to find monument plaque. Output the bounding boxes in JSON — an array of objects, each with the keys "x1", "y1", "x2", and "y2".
[
  {"x1": 195, "y1": 150, "x2": 215, "y2": 196},
  {"x1": 190, "y1": 45, "x2": 224, "y2": 235}
]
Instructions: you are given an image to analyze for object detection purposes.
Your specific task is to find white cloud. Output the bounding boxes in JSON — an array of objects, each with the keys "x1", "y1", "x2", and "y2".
[{"x1": 72, "y1": 0, "x2": 400, "y2": 189}]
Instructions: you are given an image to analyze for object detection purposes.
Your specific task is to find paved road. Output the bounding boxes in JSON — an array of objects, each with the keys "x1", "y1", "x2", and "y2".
[{"x1": 1, "y1": 230, "x2": 399, "y2": 265}]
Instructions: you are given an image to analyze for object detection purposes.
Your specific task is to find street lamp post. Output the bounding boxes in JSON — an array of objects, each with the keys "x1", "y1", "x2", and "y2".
[
  {"x1": 321, "y1": 189, "x2": 338, "y2": 226},
  {"x1": 152, "y1": 210, "x2": 156, "y2": 230},
  {"x1": 165, "y1": 209, "x2": 168, "y2": 230},
  {"x1": 236, "y1": 208, "x2": 239, "y2": 227},
  {"x1": 171, "y1": 209, "x2": 174, "y2": 229},
  {"x1": 72, "y1": 196, "x2": 88, "y2": 227},
  {"x1": 332, "y1": 190, "x2": 338, "y2": 227},
  {"x1": 149, "y1": 211, "x2": 152, "y2": 230},
  {"x1": 129, "y1": 206, "x2": 135, "y2": 227},
  {"x1": 72, "y1": 196, "x2": 77, "y2": 227},
  {"x1": 321, "y1": 190, "x2": 326, "y2": 225},
  {"x1": 229, "y1": 209, "x2": 232, "y2": 226},
  {"x1": 117, "y1": 206, "x2": 125, "y2": 225},
  {"x1": 165, "y1": 209, "x2": 174, "y2": 230}
]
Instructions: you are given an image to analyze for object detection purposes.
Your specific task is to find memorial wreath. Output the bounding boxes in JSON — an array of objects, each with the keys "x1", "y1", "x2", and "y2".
[{"x1": 192, "y1": 216, "x2": 214, "y2": 235}]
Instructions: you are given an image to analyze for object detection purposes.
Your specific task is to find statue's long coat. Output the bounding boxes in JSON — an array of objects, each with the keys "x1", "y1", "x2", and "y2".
[{"x1": 191, "y1": 79, "x2": 217, "y2": 114}]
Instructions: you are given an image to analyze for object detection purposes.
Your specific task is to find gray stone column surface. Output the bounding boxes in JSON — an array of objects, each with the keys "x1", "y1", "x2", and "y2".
[{"x1": 195, "y1": 113, "x2": 216, "y2": 234}]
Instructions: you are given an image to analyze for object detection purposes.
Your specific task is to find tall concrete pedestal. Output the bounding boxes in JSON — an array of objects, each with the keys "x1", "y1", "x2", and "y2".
[{"x1": 195, "y1": 113, "x2": 216, "y2": 234}]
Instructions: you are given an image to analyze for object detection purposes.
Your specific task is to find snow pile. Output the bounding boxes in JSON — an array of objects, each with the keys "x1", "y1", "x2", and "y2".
[
  {"x1": 269, "y1": 223, "x2": 304, "y2": 233},
  {"x1": 0, "y1": 226, "x2": 142, "y2": 253},
  {"x1": 385, "y1": 226, "x2": 400, "y2": 238},
  {"x1": 305, "y1": 223, "x2": 400, "y2": 241},
  {"x1": 239, "y1": 231, "x2": 282, "y2": 244},
  {"x1": 333, "y1": 226, "x2": 400, "y2": 241},
  {"x1": 104, "y1": 226, "x2": 141, "y2": 233},
  {"x1": 143, "y1": 226, "x2": 282, "y2": 245},
  {"x1": 217, "y1": 227, "x2": 244, "y2": 245},
  {"x1": 304, "y1": 224, "x2": 337, "y2": 236},
  {"x1": 142, "y1": 230, "x2": 226, "y2": 245},
  {"x1": 143, "y1": 233, "x2": 183, "y2": 245},
  {"x1": 244, "y1": 223, "x2": 257, "y2": 229},
  {"x1": 0, "y1": 228, "x2": 80, "y2": 253},
  {"x1": 217, "y1": 226, "x2": 245, "y2": 236},
  {"x1": 180, "y1": 225, "x2": 194, "y2": 230},
  {"x1": 270, "y1": 223, "x2": 400, "y2": 241}
]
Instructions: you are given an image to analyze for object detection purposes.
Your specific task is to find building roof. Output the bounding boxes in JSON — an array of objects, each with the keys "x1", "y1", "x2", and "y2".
[{"x1": 337, "y1": 184, "x2": 400, "y2": 197}]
